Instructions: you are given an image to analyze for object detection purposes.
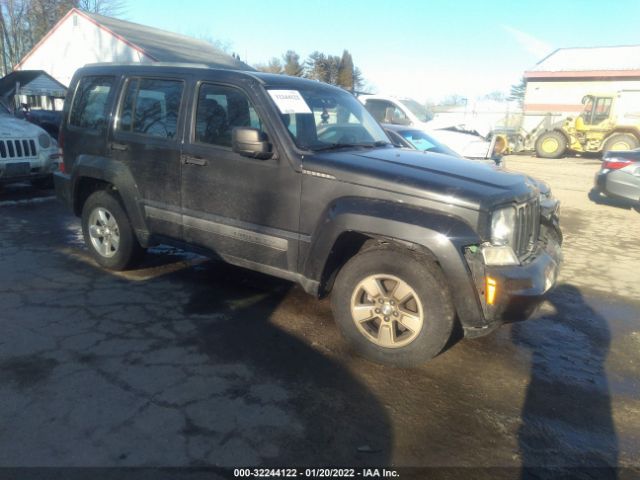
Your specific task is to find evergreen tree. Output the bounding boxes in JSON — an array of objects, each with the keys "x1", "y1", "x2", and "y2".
[
  {"x1": 337, "y1": 50, "x2": 354, "y2": 90},
  {"x1": 509, "y1": 78, "x2": 526, "y2": 107},
  {"x1": 282, "y1": 50, "x2": 303, "y2": 77}
]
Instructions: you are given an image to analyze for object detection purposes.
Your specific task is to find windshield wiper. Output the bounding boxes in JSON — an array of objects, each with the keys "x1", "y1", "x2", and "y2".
[{"x1": 312, "y1": 141, "x2": 392, "y2": 152}]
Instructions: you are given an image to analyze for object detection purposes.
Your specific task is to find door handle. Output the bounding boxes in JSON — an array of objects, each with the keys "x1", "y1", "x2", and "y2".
[
  {"x1": 182, "y1": 155, "x2": 207, "y2": 166},
  {"x1": 110, "y1": 142, "x2": 129, "y2": 151}
]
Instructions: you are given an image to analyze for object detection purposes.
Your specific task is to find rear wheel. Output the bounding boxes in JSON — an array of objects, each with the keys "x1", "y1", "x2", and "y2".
[
  {"x1": 81, "y1": 190, "x2": 145, "y2": 270},
  {"x1": 602, "y1": 133, "x2": 639, "y2": 153},
  {"x1": 535, "y1": 131, "x2": 567, "y2": 159},
  {"x1": 331, "y1": 247, "x2": 455, "y2": 367}
]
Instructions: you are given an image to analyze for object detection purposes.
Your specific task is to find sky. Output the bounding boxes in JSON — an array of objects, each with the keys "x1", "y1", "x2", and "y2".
[{"x1": 123, "y1": 0, "x2": 640, "y2": 103}]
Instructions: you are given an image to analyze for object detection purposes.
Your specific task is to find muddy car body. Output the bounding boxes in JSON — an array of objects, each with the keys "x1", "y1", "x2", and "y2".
[{"x1": 55, "y1": 64, "x2": 562, "y2": 366}]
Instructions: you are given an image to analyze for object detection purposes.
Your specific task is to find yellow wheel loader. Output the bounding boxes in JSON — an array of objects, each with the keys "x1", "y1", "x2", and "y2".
[{"x1": 533, "y1": 91, "x2": 640, "y2": 158}]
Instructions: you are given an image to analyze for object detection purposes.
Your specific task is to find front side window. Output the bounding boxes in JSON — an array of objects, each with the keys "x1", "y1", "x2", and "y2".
[
  {"x1": 118, "y1": 78, "x2": 183, "y2": 139},
  {"x1": 69, "y1": 75, "x2": 114, "y2": 129},
  {"x1": 194, "y1": 84, "x2": 263, "y2": 147},
  {"x1": 272, "y1": 88, "x2": 389, "y2": 151},
  {"x1": 365, "y1": 99, "x2": 394, "y2": 123},
  {"x1": 364, "y1": 99, "x2": 409, "y2": 125},
  {"x1": 580, "y1": 96, "x2": 595, "y2": 125}
]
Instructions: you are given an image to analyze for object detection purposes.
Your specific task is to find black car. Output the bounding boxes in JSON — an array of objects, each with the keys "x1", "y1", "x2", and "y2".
[{"x1": 55, "y1": 64, "x2": 562, "y2": 366}]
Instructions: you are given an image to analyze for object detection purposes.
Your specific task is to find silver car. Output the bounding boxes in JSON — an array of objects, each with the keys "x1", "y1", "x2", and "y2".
[
  {"x1": 592, "y1": 149, "x2": 640, "y2": 211},
  {"x1": 0, "y1": 104, "x2": 60, "y2": 188}
]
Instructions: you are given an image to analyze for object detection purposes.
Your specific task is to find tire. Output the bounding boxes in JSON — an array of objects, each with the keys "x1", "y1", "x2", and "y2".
[
  {"x1": 81, "y1": 190, "x2": 145, "y2": 270},
  {"x1": 535, "y1": 130, "x2": 567, "y2": 159},
  {"x1": 331, "y1": 247, "x2": 455, "y2": 367},
  {"x1": 602, "y1": 133, "x2": 639, "y2": 153},
  {"x1": 31, "y1": 176, "x2": 53, "y2": 190}
]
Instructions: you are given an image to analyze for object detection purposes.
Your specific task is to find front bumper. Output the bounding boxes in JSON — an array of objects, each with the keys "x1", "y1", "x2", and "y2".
[
  {"x1": 464, "y1": 235, "x2": 562, "y2": 338},
  {"x1": 0, "y1": 158, "x2": 59, "y2": 185}
]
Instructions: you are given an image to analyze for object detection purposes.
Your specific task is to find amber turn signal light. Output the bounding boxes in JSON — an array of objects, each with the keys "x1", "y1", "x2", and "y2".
[{"x1": 486, "y1": 277, "x2": 497, "y2": 305}]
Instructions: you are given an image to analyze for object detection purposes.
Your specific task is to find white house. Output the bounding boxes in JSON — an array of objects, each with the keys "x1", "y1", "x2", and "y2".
[
  {"x1": 523, "y1": 45, "x2": 640, "y2": 131},
  {"x1": 15, "y1": 8, "x2": 250, "y2": 89}
]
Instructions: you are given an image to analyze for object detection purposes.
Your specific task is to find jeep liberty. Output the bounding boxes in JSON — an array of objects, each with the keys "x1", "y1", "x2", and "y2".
[{"x1": 55, "y1": 64, "x2": 562, "y2": 366}]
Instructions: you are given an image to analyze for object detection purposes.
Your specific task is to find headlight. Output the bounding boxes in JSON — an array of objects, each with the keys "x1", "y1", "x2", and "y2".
[
  {"x1": 481, "y1": 245, "x2": 519, "y2": 266},
  {"x1": 491, "y1": 206, "x2": 516, "y2": 246},
  {"x1": 38, "y1": 133, "x2": 51, "y2": 149}
]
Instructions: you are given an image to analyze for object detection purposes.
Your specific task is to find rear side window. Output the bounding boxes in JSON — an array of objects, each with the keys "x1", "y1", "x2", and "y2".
[
  {"x1": 194, "y1": 84, "x2": 263, "y2": 147},
  {"x1": 118, "y1": 78, "x2": 183, "y2": 139},
  {"x1": 69, "y1": 76, "x2": 114, "y2": 129}
]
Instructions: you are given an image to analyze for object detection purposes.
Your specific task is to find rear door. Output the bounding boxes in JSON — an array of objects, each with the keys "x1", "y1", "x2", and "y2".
[
  {"x1": 109, "y1": 75, "x2": 187, "y2": 239},
  {"x1": 180, "y1": 81, "x2": 301, "y2": 272}
]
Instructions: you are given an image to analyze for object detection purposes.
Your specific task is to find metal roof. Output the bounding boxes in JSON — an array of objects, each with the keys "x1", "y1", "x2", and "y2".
[
  {"x1": 528, "y1": 45, "x2": 640, "y2": 74},
  {"x1": 81, "y1": 10, "x2": 254, "y2": 71},
  {"x1": 0, "y1": 70, "x2": 67, "y2": 97}
]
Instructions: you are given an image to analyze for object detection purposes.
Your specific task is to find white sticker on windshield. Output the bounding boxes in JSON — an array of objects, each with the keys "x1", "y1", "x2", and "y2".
[{"x1": 268, "y1": 90, "x2": 312, "y2": 114}]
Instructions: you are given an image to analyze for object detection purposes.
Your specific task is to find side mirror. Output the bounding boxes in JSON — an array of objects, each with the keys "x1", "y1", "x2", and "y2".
[{"x1": 232, "y1": 127, "x2": 273, "y2": 160}]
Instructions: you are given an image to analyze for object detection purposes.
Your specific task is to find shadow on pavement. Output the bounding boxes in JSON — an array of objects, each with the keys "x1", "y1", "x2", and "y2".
[
  {"x1": 512, "y1": 284, "x2": 618, "y2": 479},
  {"x1": 177, "y1": 261, "x2": 393, "y2": 466},
  {"x1": 0, "y1": 201, "x2": 392, "y2": 469},
  {"x1": 587, "y1": 188, "x2": 640, "y2": 213}
]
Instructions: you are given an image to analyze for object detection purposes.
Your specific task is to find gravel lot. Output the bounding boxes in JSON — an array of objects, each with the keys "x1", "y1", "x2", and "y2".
[
  {"x1": 507, "y1": 155, "x2": 640, "y2": 298},
  {"x1": 0, "y1": 155, "x2": 638, "y2": 477}
]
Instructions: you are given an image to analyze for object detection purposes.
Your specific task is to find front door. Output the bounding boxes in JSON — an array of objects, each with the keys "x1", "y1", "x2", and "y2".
[
  {"x1": 110, "y1": 76, "x2": 187, "y2": 239},
  {"x1": 180, "y1": 82, "x2": 301, "y2": 272}
]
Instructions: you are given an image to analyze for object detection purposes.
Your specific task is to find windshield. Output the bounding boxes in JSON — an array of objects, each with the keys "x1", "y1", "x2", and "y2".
[
  {"x1": 400, "y1": 99, "x2": 431, "y2": 122},
  {"x1": 268, "y1": 87, "x2": 389, "y2": 151}
]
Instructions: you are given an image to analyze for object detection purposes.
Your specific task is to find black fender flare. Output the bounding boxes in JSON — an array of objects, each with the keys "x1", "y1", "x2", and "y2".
[
  {"x1": 70, "y1": 155, "x2": 150, "y2": 245},
  {"x1": 303, "y1": 197, "x2": 487, "y2": 328}
]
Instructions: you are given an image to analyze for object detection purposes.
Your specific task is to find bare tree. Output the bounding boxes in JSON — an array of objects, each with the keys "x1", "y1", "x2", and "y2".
[
  {"x1": 255, "y1": 57, "x2": 283, "y2": 74},
  {"x1": 75, "y1": 0, "x2": 125, "y2": 16},
  {"x1": 0, "y1": 0, "x2": 31, "y2": 74}
]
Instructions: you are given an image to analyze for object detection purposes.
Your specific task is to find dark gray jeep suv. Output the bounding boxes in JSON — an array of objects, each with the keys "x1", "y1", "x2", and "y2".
[{"x1": 55, "y1": 64, "x2": 562, "y2": 366}]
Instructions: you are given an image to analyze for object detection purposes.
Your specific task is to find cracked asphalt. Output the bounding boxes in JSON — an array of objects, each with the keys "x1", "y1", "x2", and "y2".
[{"x1": 0, "y1": 155, "x2": 638, "y2": 477}]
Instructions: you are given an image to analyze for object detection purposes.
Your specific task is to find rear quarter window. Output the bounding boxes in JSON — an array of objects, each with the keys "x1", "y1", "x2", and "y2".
[{"x1": 69, "y1": 76, "x2": 114, "y2": 130}]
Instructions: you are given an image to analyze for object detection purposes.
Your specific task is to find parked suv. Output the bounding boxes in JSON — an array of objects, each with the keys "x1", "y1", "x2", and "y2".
[
  {"x1": 55, "y1": 64, "x2": 562, "y2": 366},
  {"x1": 0, "y1": 103, "x2": 60, "y2": 188}
]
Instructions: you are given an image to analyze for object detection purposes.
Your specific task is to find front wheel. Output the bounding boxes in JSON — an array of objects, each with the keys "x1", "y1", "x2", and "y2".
[
  {"x1": 331, "y1": 248, "x2": 455, "y2": 367},
  {"x1": 535, "y1": 131, "x2": 567, "y2": 159},
  {"x1": 81, "y1": 190, "x2": 145, "y2": 270}
]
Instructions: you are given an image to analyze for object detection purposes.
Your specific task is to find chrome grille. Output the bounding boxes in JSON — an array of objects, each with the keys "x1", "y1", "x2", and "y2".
[
  {"x1": 514, "y1": 198, "x2": 540, "y2": 257},
  {"x1": 0, "y1": 139, "x2": 37, "y2": 159}
]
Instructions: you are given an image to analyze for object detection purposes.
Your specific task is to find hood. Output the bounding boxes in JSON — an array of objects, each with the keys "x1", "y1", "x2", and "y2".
[
  {"x1": 305, "y1": 147, "x2": 537, "y2": 211},
  {"x1": 0, "y1": 114, "x2": 46, "y2": 138}
]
